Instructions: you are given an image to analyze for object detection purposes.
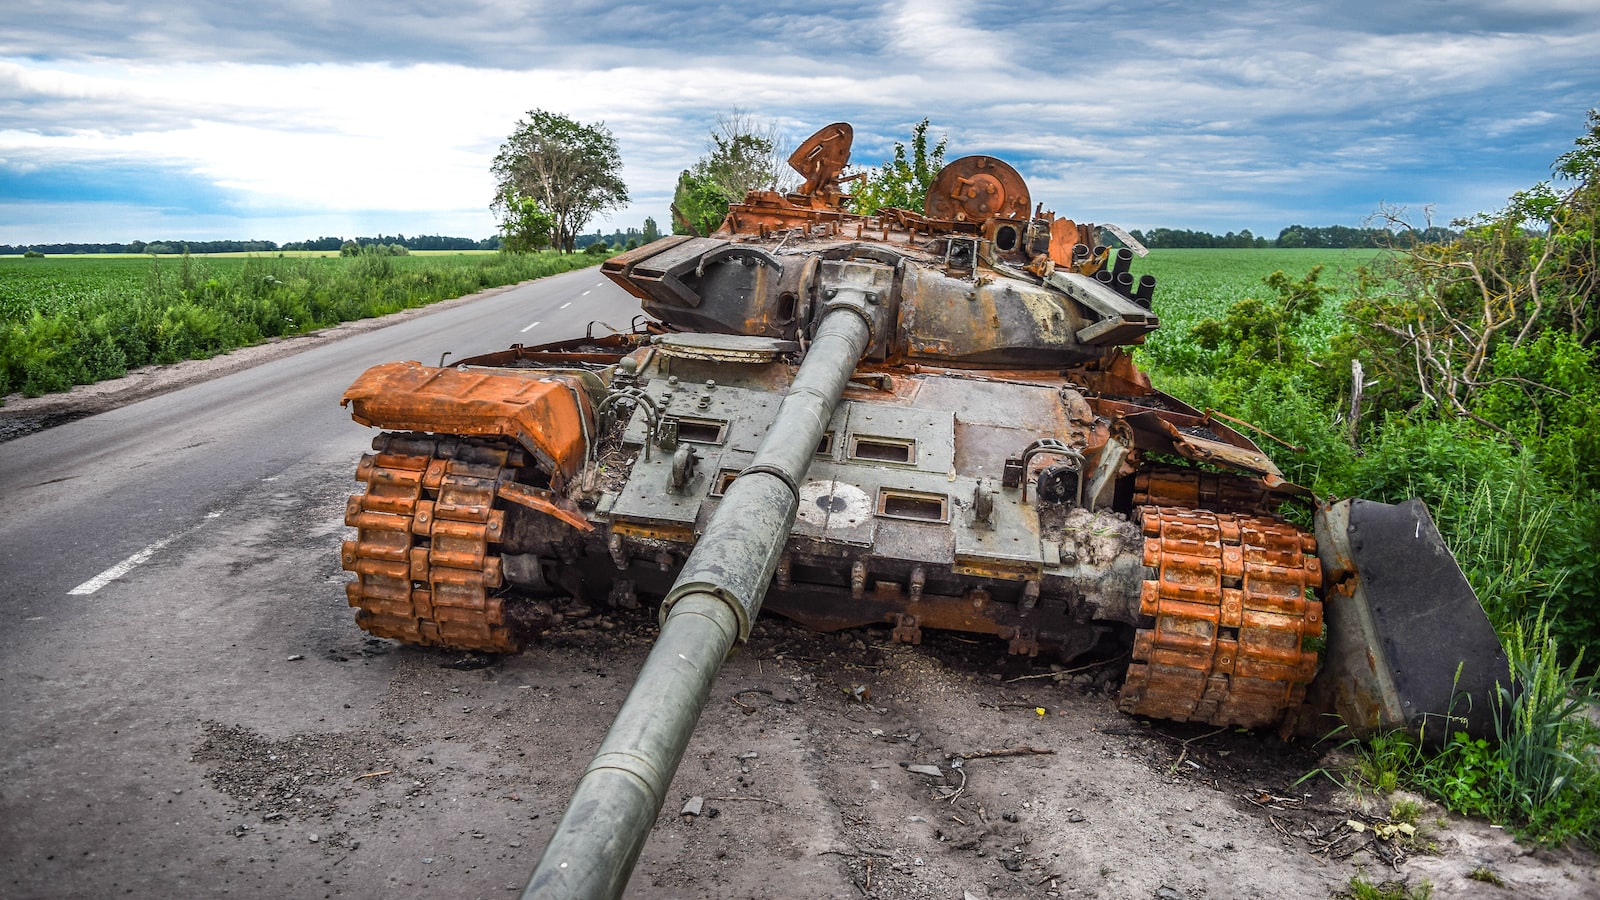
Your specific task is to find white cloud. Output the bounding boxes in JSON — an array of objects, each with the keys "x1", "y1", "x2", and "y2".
[
  {"x1": 879, "y1": 0, "x2": 1006, "y2": 69},
  {"x1": 1, "y1": 0, "x2": 1597, "y2": 241}
]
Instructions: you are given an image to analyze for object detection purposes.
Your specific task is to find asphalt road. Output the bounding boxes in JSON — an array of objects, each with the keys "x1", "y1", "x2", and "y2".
[{"x1": 0, "y1": 267, "x2": 643, "y2": 897}]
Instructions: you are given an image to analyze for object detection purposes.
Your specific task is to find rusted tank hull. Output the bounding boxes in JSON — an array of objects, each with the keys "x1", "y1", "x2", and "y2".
[
  {"x1": 335, "y1": 117, "x2": 1508, "y2": 900},
  {"x1": 339, "y1": 404, "x2": 1499, "y2": 746},
  {"x1": 339, "y1": 335, "x2": 1329, "y2": 730}
]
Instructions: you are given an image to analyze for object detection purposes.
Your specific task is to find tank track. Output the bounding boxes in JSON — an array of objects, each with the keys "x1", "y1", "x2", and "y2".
[
  {"x1": 341, "y1": 433, "x2": 527, "y2": 653},
  {"x1": 1118, "y1": 506, "x2": 1323, "y2": 730},
  {"x1": 1133, "y1": 466, "x2": 1276, "y2": 517}
]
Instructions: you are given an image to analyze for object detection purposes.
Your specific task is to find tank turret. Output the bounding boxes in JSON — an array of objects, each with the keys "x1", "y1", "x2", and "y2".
[{"x1": 604, "y1": 123, "x2": 1157, "y2": 367}]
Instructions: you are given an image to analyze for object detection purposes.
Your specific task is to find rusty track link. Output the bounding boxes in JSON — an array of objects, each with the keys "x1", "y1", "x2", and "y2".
[
  {"x1": 1133, "y1": 466, "x2": 1276, "y2": 517},
  {"x1": 341, "y1": 433, "x2": 526, "y2": 653},
  {"x1": 1118, "y1": 506, "x2": 1323, "y2": 730}
]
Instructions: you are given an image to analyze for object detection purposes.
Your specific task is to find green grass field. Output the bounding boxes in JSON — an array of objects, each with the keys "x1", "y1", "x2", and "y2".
[
  {"x1": 0, "y1": 250, "x2": 604, "y2": 397},
  {"x1": 1122, "y1": 248, "x2": 1379, "y2": 378},
  {"x1": 0, "y1": 247, "x2": 1364, "y2": 399},
  {"x1": 1138, "y1": 247, "x2": 1380, "y2": 323},
  {"x1": 0, "y1": 247, "x2": 1360, "y2": 392}
]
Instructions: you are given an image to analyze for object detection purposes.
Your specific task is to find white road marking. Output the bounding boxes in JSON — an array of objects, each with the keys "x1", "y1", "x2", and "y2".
[
  {"x1": 519, "y1": 320, "x2": 542, "y2": 333},
  {"x1": 68, "y1": 510, "x2": 224, "y2": 595},
  {"x1": 69, "y1": 537, "x2": 177, "y2": 595},
  {"x1": 559, "y1": 302, "x2": 571, "y2": 309},
  {"x1": 581, "y1": 290, "x2": 592, "y2": 296}
]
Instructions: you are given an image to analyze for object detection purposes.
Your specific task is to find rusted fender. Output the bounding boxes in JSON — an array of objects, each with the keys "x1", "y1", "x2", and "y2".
[{"x1": 342, "y1": 361, "x2": 595, "y2": 482}]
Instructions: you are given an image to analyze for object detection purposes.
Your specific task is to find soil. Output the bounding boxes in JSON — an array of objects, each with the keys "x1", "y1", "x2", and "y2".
[{"x1": 173, "y1": 613, "x2": 1600, "y2": 898}]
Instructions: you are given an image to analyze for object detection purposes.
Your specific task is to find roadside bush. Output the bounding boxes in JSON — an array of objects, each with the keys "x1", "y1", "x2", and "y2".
[
  {"x1": 1474, "y1": 331, "x2": 1600, "y2": 492},
  {"x1": 4, "y1": 311, "x2": 83, "y2": 394},
  {"x1": 1189, "y1": 266, "x2": 1333, "y2": 368},
  {"x1": 1162, "y1": 113, "x2": 1600, "y2": 847},
  {"x1": 1143, "y1": 118, "x2": 1598, "y2": 661}
]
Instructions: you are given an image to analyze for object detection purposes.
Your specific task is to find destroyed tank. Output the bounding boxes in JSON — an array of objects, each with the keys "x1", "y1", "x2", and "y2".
[{"x1": 339, "y1": 123, "x2": 1508, "y2": 898}]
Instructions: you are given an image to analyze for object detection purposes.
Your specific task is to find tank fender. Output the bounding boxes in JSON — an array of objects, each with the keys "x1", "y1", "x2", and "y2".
[
  {"x1": 1307, "y1": 498, "x2": 1511, "y2": 742},
  {"x1": 341, "y1": 361, "x2": 594, "y2": 482}
]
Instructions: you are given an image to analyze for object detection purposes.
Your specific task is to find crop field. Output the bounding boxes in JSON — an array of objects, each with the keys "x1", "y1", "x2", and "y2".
[
  {"x1": 1137, "y1": 247, "x2": 1380, "y2": 326},
  {"x1": 1135, "y1": 247, "x2": 1382, "y2": 374},
  {"x1": 0, "y1": 250, "x2": 604, "y2": 397}
]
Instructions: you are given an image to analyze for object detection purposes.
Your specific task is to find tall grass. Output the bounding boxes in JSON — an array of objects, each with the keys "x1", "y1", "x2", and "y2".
[
  {"x1": 1342, "y1": 611, "x2": 1600, "y2": 847},
  {"x1": 0, "y1": 250, "x2": 605, "y2": 398}
]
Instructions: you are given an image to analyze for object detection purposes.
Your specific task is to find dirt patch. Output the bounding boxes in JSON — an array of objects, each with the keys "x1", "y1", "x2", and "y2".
[
  {"x1": 192, "y1": 721, "x2": 419, "y2": 852},
  {"x1": 184, "y1": 611, "x2": 1600, "y2": 898}
]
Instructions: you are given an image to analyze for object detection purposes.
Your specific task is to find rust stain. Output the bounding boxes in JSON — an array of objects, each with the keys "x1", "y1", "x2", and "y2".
[
  {"x1": 610, "y1": 520, "x2": 696, "y2": 543},
  {"x1": 341, "y1": 435, "x2": 528, "y2": 653}
]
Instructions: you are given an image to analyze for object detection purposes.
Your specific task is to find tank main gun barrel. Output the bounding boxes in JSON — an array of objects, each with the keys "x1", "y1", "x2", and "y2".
[{"x1": 522, "y1": 296, "x2": 878, "y2": 899}]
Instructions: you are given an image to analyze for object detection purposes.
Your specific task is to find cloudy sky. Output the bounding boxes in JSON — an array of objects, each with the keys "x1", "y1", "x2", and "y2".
[{"x1": 2, "y1": 0, "x2": 1596, "y2": 245}]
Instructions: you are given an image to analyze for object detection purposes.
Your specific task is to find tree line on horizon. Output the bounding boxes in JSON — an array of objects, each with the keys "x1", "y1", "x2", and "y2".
[
  {"x1": 2, "y1": 234, "x2": 502, "y2": 256},
  {"x1": 572, "y1": 220, "x2": 661, "y2": 252},
  {"x1": 4, "y1": 220, "x2": 1472, "y2": 258},
  {"x1": 1127, "y1": 223, "x2": 1463, "y2": 249}
]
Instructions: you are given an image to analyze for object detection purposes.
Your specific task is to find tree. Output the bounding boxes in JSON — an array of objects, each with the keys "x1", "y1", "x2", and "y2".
[
  {"x1": 642, "y1": 216, "x2": 660, "y2": 243},
  {"x1": 672, "y1": 168, "x2": 731, "y2": 236},
  {"x1": 852, "y1": 118, "x2": 948, "y2": 215},
  {"x1": 701, "y1": 108, "x2": 788, "y2": 200},
  {"x1": 496, "y1": 191, "x2": 556, "y2": 253},
  {"x1": 491, "y1": 109, "x2": 628, "y2": 253},
  {"x1": 670, "y1": 109, "x2": 787, "y2": 236}
]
